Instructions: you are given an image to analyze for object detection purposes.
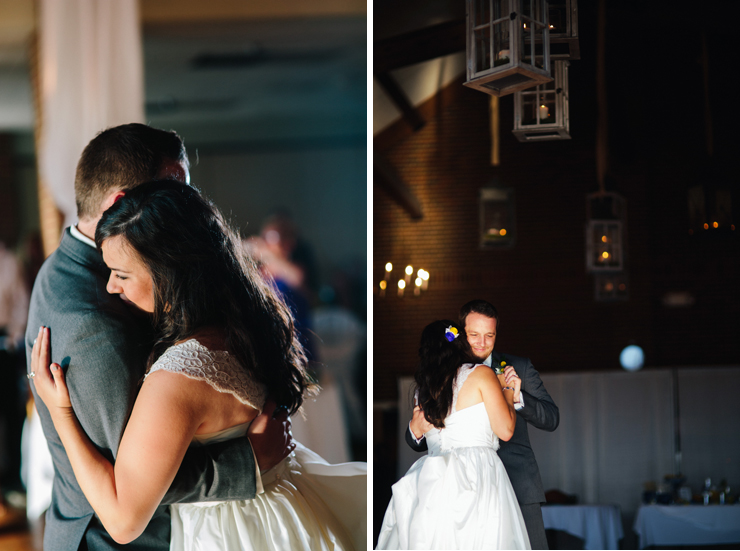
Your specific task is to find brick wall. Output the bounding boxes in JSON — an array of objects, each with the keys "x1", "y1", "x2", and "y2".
[{"x1": 373, "y1": 78, "x2": 739, "y2": 402}]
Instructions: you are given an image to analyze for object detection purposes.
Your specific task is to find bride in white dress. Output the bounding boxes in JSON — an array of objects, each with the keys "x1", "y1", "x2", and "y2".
[
  {"x1": 31, "y1": 181, "x2": 366, "y2": 550},
  {"x1": 376, "y1": 320, "x2": 530, "y2": 550}
]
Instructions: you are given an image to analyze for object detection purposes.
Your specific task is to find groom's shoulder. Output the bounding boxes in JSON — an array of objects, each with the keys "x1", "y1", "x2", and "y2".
[{"x1": 29, "y1": 245, "x2": 138, "y2": 345}]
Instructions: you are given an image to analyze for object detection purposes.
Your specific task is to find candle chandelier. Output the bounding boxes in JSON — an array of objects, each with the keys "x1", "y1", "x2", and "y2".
[{"x1": 378, "y1": 262, "x2": 430, "y2": 298}]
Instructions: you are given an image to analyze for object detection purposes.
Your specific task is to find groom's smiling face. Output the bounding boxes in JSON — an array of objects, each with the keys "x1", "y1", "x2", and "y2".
[{"x1": 465, "y1": 312, "x2": 497, "y2": 361}]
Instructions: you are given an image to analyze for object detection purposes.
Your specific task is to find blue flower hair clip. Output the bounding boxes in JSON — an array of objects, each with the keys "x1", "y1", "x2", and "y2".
[{"x1": 445, "y1": 326, "x2": 459, "y2": 342}]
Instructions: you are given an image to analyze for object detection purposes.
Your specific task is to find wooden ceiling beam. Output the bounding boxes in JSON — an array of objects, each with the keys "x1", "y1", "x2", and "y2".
[
  {"x1": 374, "y1": 153, "x2": 423, "y2": 220},
  {"x1": 374, "y1": 19, "x2": 465, "y2": 73}
]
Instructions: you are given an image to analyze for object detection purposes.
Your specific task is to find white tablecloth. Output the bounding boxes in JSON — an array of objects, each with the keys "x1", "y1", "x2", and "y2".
[
  {"x1": 634, "y1": 504, "x2": 740, "y2": 549},
  {"x1": 541, "y1": 504, "x2": 624, "y2": 550}
]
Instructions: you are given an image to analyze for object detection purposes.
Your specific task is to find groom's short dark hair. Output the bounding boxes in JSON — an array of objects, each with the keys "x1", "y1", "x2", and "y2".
[
  {"x1": 75, "y1": 123, "x2": 188, "y2": 220},
  {"x1": 459, "y1": 299, "x2": 499, "y2": 328}
]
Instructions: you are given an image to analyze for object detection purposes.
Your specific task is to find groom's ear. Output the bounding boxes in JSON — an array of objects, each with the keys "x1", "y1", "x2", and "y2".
[{"x1": 100, "y1": 189, "x2": 127, "y2": 213}]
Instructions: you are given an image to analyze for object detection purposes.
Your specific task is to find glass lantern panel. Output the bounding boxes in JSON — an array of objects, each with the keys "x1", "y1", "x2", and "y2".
[
  {"x1": 494, "y1": 0, "x2": 510, "y2": 22},
  {"x1": 521, "y1": 0, "x2": 532, "y2": 18},
  {"x1": 475, "y1": 26, "x2": 493, "y2": 72},
  {"x1": 532, "y1": 22, "x2": 546, "y2": 69},
  {"x1": 493, "y1": 21, "x2": 511, "y2": 67},
  {"x1": 549, "y1": 1, "x2": 567, "y2": 35},
  {"x1": 519, "y1": 21, "x2": 531, "y2": 64},
  {"x1": 522, "y1": 0, "x2": 546, "y2": 24},
  {"x1": 592, "y1": 222, "x2": 621, "y2": 268},
  {"x1": 536, "y1": 92, "x2": 556, "y2": 124},
  {"x1": 521, "y1": 94, "x2": 538, "y2": 126},
  {"x1": 473, "y1": 0, "x2": 490, "y2": 27}
]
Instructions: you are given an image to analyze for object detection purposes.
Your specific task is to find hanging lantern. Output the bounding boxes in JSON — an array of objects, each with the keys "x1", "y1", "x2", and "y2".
[
  {"x1": 465, "y1": 0, "x2": 552, "y2": 97},
  {"x1": 586, "y1": 192, "x2": 625, "y2": 273},
  {"x1": 480, "y1": 185, "x2": 516, "y2": 248},
  {"x1": 513, "y1": 60, "x2": 570, "y2": 141},
  {"x1": 547, "y1": 0, "x2": 580, "y2": 60}
]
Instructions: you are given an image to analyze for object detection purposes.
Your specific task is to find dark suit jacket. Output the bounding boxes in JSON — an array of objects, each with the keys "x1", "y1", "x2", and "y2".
[
  {"x1": 26, "y1": 229, "x2": 259, "y2": 551},
  {"x1": 406, "y1": 350, "x2": 559, "y2": 505}
]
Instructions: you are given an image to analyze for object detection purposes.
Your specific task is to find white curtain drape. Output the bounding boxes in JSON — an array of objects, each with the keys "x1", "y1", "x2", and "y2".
[
  {"x1": 38, "y1": 0, "x2": 144, "y2": 227},
  {"x1": 397, "y1": 367, "x2": 740, "y2": 520}
]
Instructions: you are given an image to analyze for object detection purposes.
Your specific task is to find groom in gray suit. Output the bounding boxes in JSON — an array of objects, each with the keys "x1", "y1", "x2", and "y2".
[
  {"x1": 407, "y1": 299, "x2": 559, "y2": 549},
  {"x1": 26, "y1": 124, "x2": 291, "y2": 551}
]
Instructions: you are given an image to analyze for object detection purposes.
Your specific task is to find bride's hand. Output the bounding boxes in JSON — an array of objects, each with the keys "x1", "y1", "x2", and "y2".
[
  {"x1": 30, "y1": 326, "x2": 72, "y2": 415},
  {"x1": 503, "y1": 366, "x2": 522, "y2": 403},
  {"x1": 410, "y1": 406, "x2": 434, "y2": 439}
]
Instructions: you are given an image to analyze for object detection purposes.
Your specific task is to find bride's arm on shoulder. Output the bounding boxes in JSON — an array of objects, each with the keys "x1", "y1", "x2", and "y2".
[
  {"x1": 470, "y1": 366, "x2": 518, "y2": 441},
  {"x1": 32, "y1": 329, "x2": 208, "y2": 544}
]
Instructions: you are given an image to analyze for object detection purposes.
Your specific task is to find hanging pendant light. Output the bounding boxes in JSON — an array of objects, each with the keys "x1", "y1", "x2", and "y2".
[
  {"x1": 464, "y1": 0, "x2": 553, "y2": 97},
  {"x1": 513, "y1": 60, "x2": 570, "y2": 141}
]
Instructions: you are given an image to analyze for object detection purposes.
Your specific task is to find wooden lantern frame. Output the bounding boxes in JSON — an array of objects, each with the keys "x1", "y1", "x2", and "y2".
[
  {"x1": 513, "y1": 60, "x2": 570, "y2": 141},
  {"x1": 465, "y1": 0, "x2": 552, "y2": 97}
]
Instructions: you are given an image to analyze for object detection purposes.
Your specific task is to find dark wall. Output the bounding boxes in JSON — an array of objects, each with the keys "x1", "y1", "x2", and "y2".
[{"x1": 373, "y1": 2, "x2": 740, "y2": 401}]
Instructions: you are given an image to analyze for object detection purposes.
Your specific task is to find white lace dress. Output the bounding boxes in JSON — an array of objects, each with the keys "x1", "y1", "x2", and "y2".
[
  {"x1": 149, "y1": 339, "x2": 367, "y2": 551},
  {"x1": 376, "y1": 364, "x2": 531, "y2": 550}
]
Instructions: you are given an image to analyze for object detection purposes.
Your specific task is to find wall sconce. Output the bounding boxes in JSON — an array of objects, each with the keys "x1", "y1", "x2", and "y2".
[
  {"x1": 464, "y1": 0, "x2": 552, "y2": 97},
  {"x1": 513, "y1": 60, "x2": 570, "y2": 141},
  {"x1": 586, "y1": 192, "x2": 625, "y2": 273},
  {"x1": 480, "y1": 185, "x2": 516, "y2": 248}
]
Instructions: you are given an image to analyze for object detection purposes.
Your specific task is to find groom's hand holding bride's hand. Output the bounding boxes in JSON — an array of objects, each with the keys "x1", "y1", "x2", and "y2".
[
  {"x1": 410, "y1": 406, "x2": 434, "y2": 439},
  {"x1": 248, "y1": 401, "x2": 296, "y2": 473},
  {"x1": 502, "y1": 366, "x2": 522, "y2": 403},
  {"x1": 30, "y1": 326, "x2": 74, "y2": 420}
]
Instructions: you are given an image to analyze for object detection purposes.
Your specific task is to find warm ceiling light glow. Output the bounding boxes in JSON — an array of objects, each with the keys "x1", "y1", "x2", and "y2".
[
  {"x1": 602, "y1": 251, "x2": 610, "y2": 259},
  {"x1": 385, "y1": 262, "x2": 393, "y2": 272},
  {"x1": 732, "y1": 225, "x2": 736, "y2": 230},
  {"x1": 421, "y1": 270, "x2": 429, "y2": 281},
  {"x1": 379, "y1": 280, "x2": 387, "y2": 290},
  {"x1": 618, "y1": 283, "x2": 626, "y2": 291},
  {"x1": 605, "y1": 282, "x2": 614, "y2": 292},
  {"x1": 415, "y1": 277, "x2": 422, "y2": 287},
  {"x1": 713, "y1": 221, "x2": 719, "y2": 228},
  {"x1": 417, "y1": 269, "x2": 424, "y2": 278},
  {"x1": 704, "y1": 223, "x2": 709, "y2": 230},
  {"x1": 398, "y1": 280, "x2": 406, "y2": 289},
  {"x1": 405, "y1": 265, "x2": 413, "y2": 275},
  {"x1": 500, "y1": 228, "x2": 507, "y2": 236},
  {"x1": 601, "y1": 235, "x2": 608, "y2": 242}
]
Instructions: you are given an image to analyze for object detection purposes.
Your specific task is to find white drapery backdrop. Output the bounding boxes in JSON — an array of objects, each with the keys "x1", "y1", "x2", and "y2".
[
  {"x1": 38, "y1": 0, "x2": 144, "y2": 228},
  {"x1": 25, "y1": 0, "x2": 144, "y2": 519},
  {"x1": 397, "y1": 367, "x2": 740, "y2": 520}
]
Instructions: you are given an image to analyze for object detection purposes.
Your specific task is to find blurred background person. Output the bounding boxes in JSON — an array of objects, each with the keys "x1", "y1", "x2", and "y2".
[{"x1": 0, "y1": 237, "x2": 30, "y2": 528}]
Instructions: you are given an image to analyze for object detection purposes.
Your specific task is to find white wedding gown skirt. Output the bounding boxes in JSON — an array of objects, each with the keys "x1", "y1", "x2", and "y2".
[
  {"x1": 171, "y1": 433, "x2": 366, "y2": 551},
  {"x1": 376, "y1": 365, "x2": 530, "y2": 550}
]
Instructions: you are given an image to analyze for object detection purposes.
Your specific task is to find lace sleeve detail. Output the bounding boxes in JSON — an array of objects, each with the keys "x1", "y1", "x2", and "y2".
[
  {"x1": 148, "y1": 339, "x2": 266, "y2": 413},
  {"x1": 451, "y1": 363, "x2": 479, "y2": 415}
]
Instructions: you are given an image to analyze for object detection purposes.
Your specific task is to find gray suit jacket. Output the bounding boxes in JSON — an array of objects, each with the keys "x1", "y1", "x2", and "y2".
[
  {"x1": 406, "y1": 351, "x2": 559, "y2": 505},
  {"x1": 26, "y1": 229, "x2": 258, "y2": 551}
]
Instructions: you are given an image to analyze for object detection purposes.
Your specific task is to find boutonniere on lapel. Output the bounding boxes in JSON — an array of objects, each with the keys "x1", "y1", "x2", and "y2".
[{"x1": 494, "y1": 357, "x2": 509, "y2": 375}]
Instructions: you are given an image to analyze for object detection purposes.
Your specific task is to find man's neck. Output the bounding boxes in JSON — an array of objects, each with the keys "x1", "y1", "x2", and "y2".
[{"x1": 76, "y1": 218, "x2": 99, "y2": 242}]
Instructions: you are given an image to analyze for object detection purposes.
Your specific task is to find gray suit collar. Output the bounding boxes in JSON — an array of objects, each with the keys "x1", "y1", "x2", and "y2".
[{"x1": 58, "y1": 227, "x2": 107, "y2": 274}]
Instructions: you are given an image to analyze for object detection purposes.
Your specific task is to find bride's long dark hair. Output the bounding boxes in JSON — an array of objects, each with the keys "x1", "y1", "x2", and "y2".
[
  {"x1": 414, "y1": 319, "x2": 477, "y2": 428},
  {"x1": 95, "y1": 180, "x2": 316, "y2": 414}
]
